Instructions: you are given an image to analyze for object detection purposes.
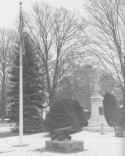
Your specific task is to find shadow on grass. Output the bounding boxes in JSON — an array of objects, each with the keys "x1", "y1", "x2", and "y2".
[
  {"x1": 0, "y1": 150, "x2": 15, "y2": 154},
  {"x1": 0, "y1": 131, "x2": 46, "y2": 138},
  {"x1": 31, "y1": 148, "x2": 46, "y2": 153},
  {"x1": 0, "y1": 131, "x2": 18, "y2": 138}
]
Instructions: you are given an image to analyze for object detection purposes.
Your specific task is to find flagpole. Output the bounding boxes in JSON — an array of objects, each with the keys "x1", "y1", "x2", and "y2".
[{"x1": 19, "y1": 0, "x2": 23, "y2": 145}]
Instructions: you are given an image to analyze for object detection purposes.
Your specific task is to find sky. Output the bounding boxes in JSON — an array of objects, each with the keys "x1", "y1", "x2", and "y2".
[{"x1": 0, "y1": 0, "x2": 85, "y2": 29}]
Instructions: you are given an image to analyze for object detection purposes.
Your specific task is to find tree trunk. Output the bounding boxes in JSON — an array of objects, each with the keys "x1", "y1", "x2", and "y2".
[
  {"x1": 49, "y1": 89, "x2": 56, "y2": 107},
  {"x1": 1, "y1": 63, "x2": 6, "y2": 121},
  {"x1": 123, "y1": 57, "x2": 125, "y2": 108}
]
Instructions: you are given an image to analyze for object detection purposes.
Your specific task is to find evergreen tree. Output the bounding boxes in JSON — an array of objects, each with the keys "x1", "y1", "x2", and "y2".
[
  {"x1": 8, "y1": 33, "x2": 45, "y2": 132},
  {"x1": 45, "y1": 98, "x2": 88, "y2": 137}
]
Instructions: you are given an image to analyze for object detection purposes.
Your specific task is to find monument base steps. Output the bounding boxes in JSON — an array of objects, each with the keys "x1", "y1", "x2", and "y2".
[{"x1": 45, "y1": 140, "x2": 84, "y2": 153}]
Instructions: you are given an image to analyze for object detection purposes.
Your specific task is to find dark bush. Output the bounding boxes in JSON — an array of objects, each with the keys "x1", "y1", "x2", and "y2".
[
  {"x1": 44, "y1": 98, "x2": 88, "y2": 135},
  {"x1": 103, "y1": 92, "x2": 117, "y2": 126},
  {"x1": 103, "y1": 92, "x2": 123, "y2": 127}
]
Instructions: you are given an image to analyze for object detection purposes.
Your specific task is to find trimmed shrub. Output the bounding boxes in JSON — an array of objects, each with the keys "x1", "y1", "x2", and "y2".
[
  {"x1": 44, "y1": 98, "x2": 88, "y2": 134},
  {"x1": 103, "y1": 92, "x2": 123, "y2": 128}
]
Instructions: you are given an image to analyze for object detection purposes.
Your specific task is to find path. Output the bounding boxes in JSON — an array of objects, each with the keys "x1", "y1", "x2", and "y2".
[{"x1": 0, "y1": 130, "x2": 124, "y2": 156}]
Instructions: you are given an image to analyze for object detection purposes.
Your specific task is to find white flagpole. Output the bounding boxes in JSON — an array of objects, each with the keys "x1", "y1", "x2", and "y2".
[{"x1": 19, "y1": 0, "x2": 23, "y2": 145}]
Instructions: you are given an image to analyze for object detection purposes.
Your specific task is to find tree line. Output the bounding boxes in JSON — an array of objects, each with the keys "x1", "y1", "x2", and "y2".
[{"x1": 0, "y1": 0, "x2": 124, "y2": 131}]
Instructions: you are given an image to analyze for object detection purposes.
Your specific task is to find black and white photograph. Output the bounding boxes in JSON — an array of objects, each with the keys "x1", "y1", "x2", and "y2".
[{"x1": 0, "y1": 0, "x2": 125, "y2": 155}]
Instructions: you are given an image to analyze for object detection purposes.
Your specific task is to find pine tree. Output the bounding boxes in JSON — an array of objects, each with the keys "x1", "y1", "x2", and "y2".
[{"x1": 8, "y1": 32, "x2": 45, "y2": 133}]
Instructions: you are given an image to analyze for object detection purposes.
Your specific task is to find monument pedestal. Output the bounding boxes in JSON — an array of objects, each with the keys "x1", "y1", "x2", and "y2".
[{"x1": 88, "y1": 93, "x2": 112, "y2": 133}]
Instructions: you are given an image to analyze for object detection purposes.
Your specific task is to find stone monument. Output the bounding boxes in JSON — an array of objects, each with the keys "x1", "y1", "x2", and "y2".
[
  {"x1": 88, "y1": 68, "x2": 110, "y2": 133},
  {"x1": 89, "y1": 93, "x2": 104, "y2": 126}
]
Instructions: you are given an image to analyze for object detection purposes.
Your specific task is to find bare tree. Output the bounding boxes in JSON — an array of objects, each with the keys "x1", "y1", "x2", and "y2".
[
  {"x1": 0, "y1": 29, "x2": 16, "y2": 120},
  {"x1": 25, "y1": 3, "x2": 84, "y2": 106},
  {"x1": 86, "y1": 0, "x2": 125, "y2": 107}
]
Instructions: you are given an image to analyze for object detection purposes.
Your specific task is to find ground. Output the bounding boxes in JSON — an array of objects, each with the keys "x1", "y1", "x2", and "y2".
[{"x1": 0, "y1": 128, "x2": 124, "y2": 156}]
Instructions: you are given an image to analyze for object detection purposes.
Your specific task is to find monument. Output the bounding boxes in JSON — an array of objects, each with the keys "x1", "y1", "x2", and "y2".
[{"x1": 88, "y1": 68, "x2": 111, "y2": 133}]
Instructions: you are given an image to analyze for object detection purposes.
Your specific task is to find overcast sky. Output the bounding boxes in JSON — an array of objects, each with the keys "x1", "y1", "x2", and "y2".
[{"x1": 0, "y1": 0, "x2": 85, "y2": 29}]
